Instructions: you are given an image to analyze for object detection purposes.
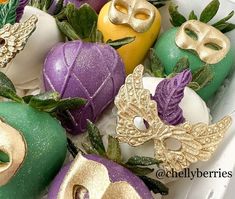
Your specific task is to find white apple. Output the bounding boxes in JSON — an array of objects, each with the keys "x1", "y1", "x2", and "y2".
[
  {"x1": 162, "y1": 71, "x2": 235, "y2": 199},
  {"x1": 0, "y1": 6, "x2": 64, "y2": 96},
  {"x1": 96, "y1": 76, "x2": 210, "y2": 162}
]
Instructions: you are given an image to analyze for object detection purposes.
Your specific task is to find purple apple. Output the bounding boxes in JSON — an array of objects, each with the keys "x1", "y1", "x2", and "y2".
[
  {"x1": 43, "y1": 41, "x2": 125, "y2": 134},
  {"x1": 48, "y1": 154, "x2": 153, "y2": 199}
]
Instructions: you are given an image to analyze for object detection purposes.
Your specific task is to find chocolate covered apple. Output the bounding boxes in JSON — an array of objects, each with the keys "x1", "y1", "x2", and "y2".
[
  {"x1": 154, "y1": 0, "x2": 235, "y2": 101},
  {"x1": 97, "y1": 66, "x2": 210, "y2": 163},
  {"x1": 98, "y1": 0, "x2": 162, "y2": 74},
  {"x1": 48, "y1": 154, "x2": 153, "y2": 199},
  {"x1": 43, "y1": 4, "x2": 131, "y2": 134},
  {"x1": 43, "y1": 40, "x2": 125, "y2": 134}
]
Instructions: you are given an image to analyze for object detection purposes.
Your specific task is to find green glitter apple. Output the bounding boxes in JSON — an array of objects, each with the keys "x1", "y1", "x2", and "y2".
[
  {"x1": 0, "y1": 72, "x2": 85, "y2": 199},
  {"x1": 154, "y1": 0, "x2": 235, "y2": 101}
]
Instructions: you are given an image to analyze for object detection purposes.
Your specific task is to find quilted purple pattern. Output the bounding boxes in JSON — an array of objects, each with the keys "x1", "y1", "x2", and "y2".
[{"x1": 43, "y1": 41, "x2": 125, "y2": 134}]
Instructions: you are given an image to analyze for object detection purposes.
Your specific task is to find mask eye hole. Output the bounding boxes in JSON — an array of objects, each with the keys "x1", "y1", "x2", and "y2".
[
  {"x1": 115, "y1": 3, "x2": 128, "y2": 14},
  {"x1": 204, "y1": 42, "x2": 223, "y2": 51},
  {"x1": 0, "y1": 151, "x2": 10, "y2": 164},
  {"x1": 184, "y1": 28, "x2": 198, "y2": 41},
  {"x1": 164, "y1": 138, "x2": 182, "y2": 151},
  {"x1": 0, "y1": 38, "x2": 5, "y2": 47},
  {"x1": 73, "y1": 185, "x2": 89, "y2": 199},
  {"x1": 134, "y1": 117, "x2": 150, "y2": 131},
  {"x1": 134, "y1": 10, "x2": 150, "y2": 20}
]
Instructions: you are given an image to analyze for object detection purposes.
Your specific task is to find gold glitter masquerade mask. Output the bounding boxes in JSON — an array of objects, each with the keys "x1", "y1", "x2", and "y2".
[
  {"x1": 0, "y1": 119, "x2": 27, "y2": 186},
  {"x1": 114, "y1": 65, "x2": 232, "y2": 172},
  {"x1": 108, "y1": 0, "x2": 155, "y2": 33},
  {"x1": 175, "y1": 20, "x2": 230, "y2": 64},
  {"x1": 57, "y1": 154, "x2": 141, "y2": 199},
  {"x1": 0, "y1": 15, "x2": 38, "y2": 68}
]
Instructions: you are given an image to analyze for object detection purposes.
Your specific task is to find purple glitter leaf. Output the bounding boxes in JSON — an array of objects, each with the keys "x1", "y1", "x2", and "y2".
[
  {"x1": 16, "y1": 0, "x2": 29, "y2": 22},
  {"x1": 152, "y1": 69, "x2": 192, "y2": 125}
]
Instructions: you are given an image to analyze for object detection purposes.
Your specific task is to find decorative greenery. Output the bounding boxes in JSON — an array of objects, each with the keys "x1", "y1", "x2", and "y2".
[
  {"x1": 140, "y1": 176, "x2": 169, "y2": 195},
  {"x1": 29, "y1": 0, "x2": 54, "y2": 12},
  {"x1": 55, "y1": 3, "x2": 135, "y2": 49},
  {"x1": 173, "y1": 57, "x2": 190, "y2": 74},
  {"x1": 191, "y1": 64, "x2": 214, "y2": 90},
  {"x1": 145, "y1": 49, "x2": 214, "y2": 92},
  {"x1": 169, "y1": 0, "x2": 235, "y2": 33},
  {"x1": 67, "y1": 121, "x2": 168, "y2": 195},
  {"x1": 144, "y1": 48, "x2": 164, "y2": 78},
  {"x1": 106, "y1": 37, "x2": 136, "y2": 50},
  {"x1": 168, "y1": 3, "x2": 186, "y2": 27},
  {"x1": 0, "y1": 71, "x2": 86, "y2": 113},
  {"x1": 0, "y1": 0, "x2": 19, "y2": 28},
  {"x1": 199, "y1": 0, "x2": 220, "y2": 23}
]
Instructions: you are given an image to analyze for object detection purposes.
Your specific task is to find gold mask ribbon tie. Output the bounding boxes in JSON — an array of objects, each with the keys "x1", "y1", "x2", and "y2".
[
  {"x1": 57, "y1": 154, "x2": 141, "y2": 199},
  {"x1": 114, "y1": 65, "x2": 232, "y2": 172},
  {"x1": 0, "y1": 119, "x2": 27, "y2": 186},
  {"x1": 175, "y1": 20, "x2": 230, "y2": 64},
  {"x1": 0, "y1": 15, "x2": 38, "y2": 68},
  {"x1": 108, "y1": 0, "x2": 155, "y2": 33}
]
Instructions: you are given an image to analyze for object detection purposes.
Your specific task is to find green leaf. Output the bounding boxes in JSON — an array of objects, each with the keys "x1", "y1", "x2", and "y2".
[
  {"x1": 212, "y1": 11, "x2": 234, "y2": 27},
  {"x1": 56, "y1": 98, "x2": 86, "y2": 112},
  {"x1": 87, "y1": 120, "x2": 106, "y2": 156},
  {"x1": 88, "y1": 24, "x2": 104, "y2": 43},
  {"x1": 126, "y1": 156, "x2": 162, "y2": 166},
  {"x1": 0, "y1": 72, "x2": 16, "y2": 92},
  {"x1": 65, "y1": 3, "x2": 98, "y2": 39},
  {"x1": 139, "y1": 176, "x2": 169, "y2": 195},
  {"x1": 0, "y1": 72, "x2": 22, "y2": 103},
  {"x1": 220, "y1": 23, "x2": 235, "y2": 33},
  {"x1": 168, "y1": 3, "x2": 187, "y2": 27},
  {"x1": 81, "y1": 142, "x2": 99, "y2": 155},
  {"x1": 188, "y1": 81, "x2": 201, "y2": 91},
  {"x1": 0, "y1": 86, "x2": 23, "y2": 103},
  {"x1": 213, "y1": 23, "x2": 230, "y2": 32},
  {"x1": 0, "y1": 0, "x2": 18, "y2": 28},
  {"x1": 56, "y1": 19, "x2": 80, "y2": 41},
  {"x1": 67, "y1": 138, "x2": 79, "y2": 158},
  {"x1": 41, "y1": 0, "x2": 53, "y2": 11},
  {"x1": 29, "y1": 0, "x2": 41, "y2": 8},
  {"x1": 55, "y1": 7, "x2": 67, "y2": 20},
  {"x1": 127, "y1": 166, "x2": 154, "y2": 176},
  {"x1": 106, "y1": 136, "x2": 122, "y2": 163},
  {"x1": 199, "y1": 0, "x2": 220, "y2": 23},
  {"x1": 173, "y1": 57, "x2": 190, "y2": 73},
  {"x1": 106, "y1": 37, "x2": 135, "y2": 50},
  {"x1": 147, "y1": 48, "x2": 164, "y2": 77},
  {"x1": 22, "y1": 95, "x2": 33, "y2": 103},
  {"x1": 28, "y1": 91, "x2": 60, "y2": 112},
  {"x1": 188, "y1": 10, "x2": 198, "y2": 20},
  {"x1": 192, "y1": 64, "x2": 214, "y2": 89}
]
